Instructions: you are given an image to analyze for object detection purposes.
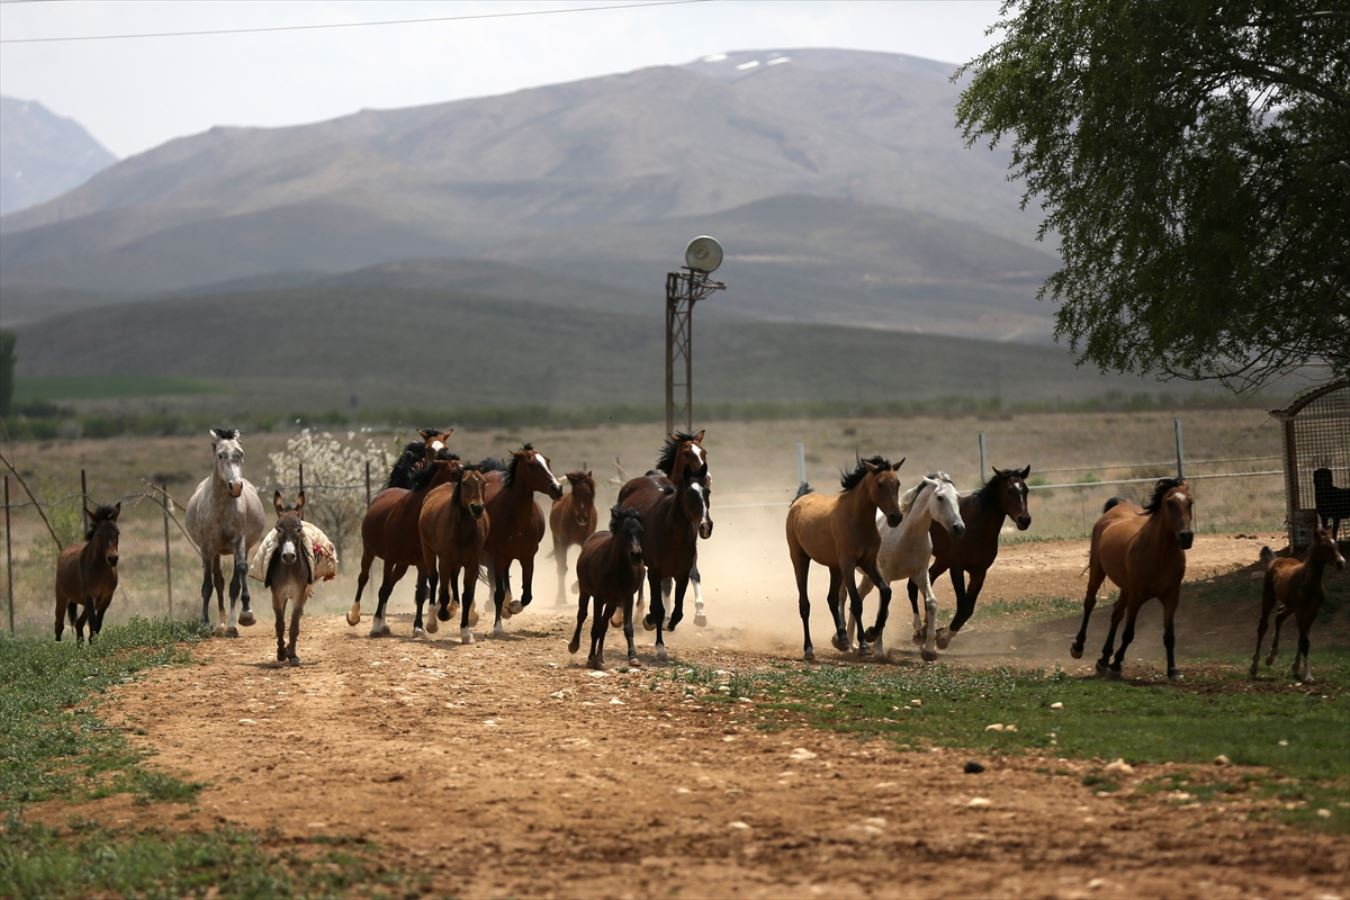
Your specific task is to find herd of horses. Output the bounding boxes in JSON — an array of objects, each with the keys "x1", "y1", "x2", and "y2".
[{"x1": 51, "y1": 427, "x2": 1345, "y2": 683}]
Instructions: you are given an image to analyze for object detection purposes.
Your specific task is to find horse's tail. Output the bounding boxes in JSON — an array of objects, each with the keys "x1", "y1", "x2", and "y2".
[
  {"x1": 1102, "y1": 496, "x2": 1127, "y2": 514},
  {"x1": 793, "y1": 482, "x2": 814, "y2": 503},
  {"x1": 1259, "y1": 546, "x2": 1275, "y2": 570}
]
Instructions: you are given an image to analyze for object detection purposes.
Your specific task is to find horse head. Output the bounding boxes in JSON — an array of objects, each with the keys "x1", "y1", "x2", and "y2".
[
  {"x1": 85, "y1": 502, "x2": 121, "y2": 568},
  {"x1": 610, "y1": 505, "x2": 645, "y2": 564},
  {"x1": 991, "y1": 465, "x2": 1033, "y2": 530},
  {"x1": 927, "y1": 473, "x2": 966, "y2": 538},
  {"x1": 1311, "y1": 526, "x2": 1346, "y2": 570},
  {"x1": 659, "y1": 430, "x2": 708, "y2": 484},
  {"x1": 457, "y1": 467, "x2": 488, "y2": 519},
  {"x1": 676, "y1": 472, "x2": 714, "y2": 539},
  {"x1": 566, "y1": 471, "x2": 596, "y2": 527},
  {"x1": 855, "y1": 456, "x2": 904, "y2": 528},
  {"x1": 508, "y1": 444, "x2": 564, "y2": 500},
  {"x1": 418, "y1": 428, "x2": 455, "y2": 460},
  {"x1": 1148, "y1": 478, "x2": 1195, "y2": 550},
  {"x1": 210, "y1": 428, "x2": 246, "y2": 498}
]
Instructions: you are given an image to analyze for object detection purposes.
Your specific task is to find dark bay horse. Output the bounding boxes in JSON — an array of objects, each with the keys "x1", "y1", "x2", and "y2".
[
  {"x1": 549, "y1": 471, "x2": 598, "y2": 606},
  {"x1": 568, "y1": 506, "x2": 645, "y2": 670},
  {"x1": 786, "y1": 456, "x2": 904, "y2": 660},
  {"x1": 617, "y1": 470, "x2": 713, "y2": 660},
  {"x1": 1251, "y1": 527, "x2": 1345, "y2": 682},
  {"x1": 265, "y1": 492, "x2": 312, "y2": 666},
  {"x1": 643, "y1": 431, "x2": 711, "y2": 627},
  {"x1": 54, "y1": 503, "x2": 120, "y2": 642},
  {"x1": 347, "y1": 452, "x2": 460, "y2": 637},
  {"x1": 907, "y1": 466, "x2": 1032, "y2": 650},
  {"x1": 387, "y1": 429, "x2": 455, "y2": 489},
  {"x1": 1071, "y1": 478, "x2": 1194, "y2": 681},
  {"x1": 419, "y1": 465, "x2": 490, "y2": 645},
  {"x1": 479, "y1": 444, "x2": 564, "y2": 636}
]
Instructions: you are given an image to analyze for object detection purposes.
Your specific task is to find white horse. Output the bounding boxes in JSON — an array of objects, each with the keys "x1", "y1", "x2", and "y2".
[
  {"x1": 844, "y1": 473, "x2": 965, "y2": 661},
  {"x1": 186, "y1": 429, "x2": 267, "y2": 636}
]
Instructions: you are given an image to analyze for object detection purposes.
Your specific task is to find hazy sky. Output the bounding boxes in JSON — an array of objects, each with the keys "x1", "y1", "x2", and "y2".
[{"x1": 0, "y1": 0, "x2": 1004, "y2": 158}]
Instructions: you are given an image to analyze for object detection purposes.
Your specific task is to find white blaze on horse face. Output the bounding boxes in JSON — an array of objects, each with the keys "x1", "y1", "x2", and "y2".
[
  {"x1": 690, "y1": 442, "x2": 706, "y2": 471},
  {"x1": 691, "y1": 481, "x2": 711, "y2": 531},
  {"x1": 536, "y1": 454, "x2": 562, "y2": 491},
  {"x1": 431, "y1": 440, "x2": 444, "y2": 452}
]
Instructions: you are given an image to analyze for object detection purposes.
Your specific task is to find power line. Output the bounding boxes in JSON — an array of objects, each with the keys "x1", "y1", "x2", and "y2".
[{"x1": 0, "y1": 0, "x2": 711, "y2": 44}]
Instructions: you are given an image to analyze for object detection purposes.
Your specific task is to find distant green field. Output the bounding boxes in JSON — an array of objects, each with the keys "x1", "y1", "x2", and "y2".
[{"x1": 14, "y1": 374, "x2": 217, "y2": 401}]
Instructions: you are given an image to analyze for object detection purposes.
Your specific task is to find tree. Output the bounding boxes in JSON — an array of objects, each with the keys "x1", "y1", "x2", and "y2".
[
  {"x1": 269, "y1": 429, "x2": 391, "y2": 566},
  {"x1": 0, "y1": 330, "x2": 14, "y2": 417},
  {"x1": 957, "y1": 1, "x2": 1350, "y2": 391}
]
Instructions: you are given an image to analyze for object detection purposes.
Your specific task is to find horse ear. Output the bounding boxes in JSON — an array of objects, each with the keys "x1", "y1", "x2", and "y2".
[
  {"x1": 85, "y1": 504, "x2": 96, "y2": 523},
  {"x1": 443, "y1": 428, "x2": 455, "y2": 438},
  {"x1": 892, "y1": 457, "x2": 905, "y2": 471},
  {"x1": 667, "y1": 433, "x2": 679, "y2": 444},
  {"x1": 273, "y1": 490, "x2": 284, "y2": 515},
  {"x1": 693, "y1": 429, "x2": 705, "y2": 443},
  {"x1": 1018, "y1": 465, "x2": 1031, "y2": 479},
  {"x1": 864, "y1": 459, "x2": 880, "y2": 473},
  {"x1": 418, "y1": 429, "x2": 434, "y2": 440},
  {"x1": 209, "y1": 429, "x2": 220, "y2": 444},
  {"x1": 111, "y1": 502, "x2": 121, "y2": 520}
]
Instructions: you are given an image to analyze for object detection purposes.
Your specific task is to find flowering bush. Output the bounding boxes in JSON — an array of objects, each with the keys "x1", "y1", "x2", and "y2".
[{"x1": 269, "y1": 430, "x2": 391, "y2": 566}]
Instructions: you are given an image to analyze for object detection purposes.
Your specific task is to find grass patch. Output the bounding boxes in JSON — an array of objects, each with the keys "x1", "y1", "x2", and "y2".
[{"x1": 14, "y1": 374, "x2": 218, "y2": 402}]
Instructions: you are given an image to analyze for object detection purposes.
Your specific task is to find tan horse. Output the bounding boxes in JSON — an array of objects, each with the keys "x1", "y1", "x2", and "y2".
[
  {"x1": 1251, "y1": 527, "x2": 1344, "y2": 682},
  {"x1": 549, "y1": 471, "x2": 598, "y2": 606},
  {"x1": 418, "y1": 466, "x2": 490, "y2": 645},
  {"x1": 55, "y1": 503, "x2": 120, "y2": 642},
  {"x1": 786, "y1": 456, "x2": 904, "y2": 660},
  {"x1": 1070, "y1": 478, "x2": 1194, "y2": 681}
]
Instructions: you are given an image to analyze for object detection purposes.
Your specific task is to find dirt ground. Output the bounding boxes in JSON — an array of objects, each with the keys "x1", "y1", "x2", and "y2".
[{"x1": 38, "y1": 533, "x2": 1348, "y2": 899}]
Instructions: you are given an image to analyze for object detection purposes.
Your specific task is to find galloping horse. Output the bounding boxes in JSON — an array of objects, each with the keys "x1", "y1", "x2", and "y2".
[
  {"x1": 847, "y1": 473, "x2": 964, "y2": 660},
  {"x1": 617, "y1": 470, "x2": 712, "y2": 660},
  {"x1": 419, "y1": 465, "x2": 490, "y2": 644},
  {"x1": 1251, "y1": 528, "x2": 1345, "y2": 682},
  {"x1": 1070, "y1": 478, "x2": 1194, "y2": 680},
  {"x1": 186, "y1": 428, "x2": 266, "y2": 636},
  {"x1": 54, "y1": 503, "x2": 120, "y2": 642},
  {"x1": 549, "y1": 471, "x2": 598, "y2": 606},
  {"x1": 907, "y1": 466, "x2": 1032, "y2": 649},
  {"x1": 480, "y1": 444, "x2": 564, "y2": 636},
  {"x1": 568, "y1": 506, "x2": 646, "y2": 670},
  {"x1": 641, "y1": 431, "x2": 712, "y2": 627},
  {"x1": 785, "y1": 456, "x2": 904, "y2": 660},
  {"x1": 347, "y1": 452, "x2": 460, "y2": 637},
  {"x1": 264, "y1": 492, "x2": 312, "y2": 666}
]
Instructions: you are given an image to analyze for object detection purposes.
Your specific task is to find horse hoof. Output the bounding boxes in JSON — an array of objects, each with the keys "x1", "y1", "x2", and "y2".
[
  {"x1": 642, "y1": 615, "x2": 657, "y2": 632},
  {"x1": 921, "y1": 647, "x2": 938, "y2": 663},
  {"x1": 238, "y1": 610, "x2": 256, "y2": 627},
  {"x1": 501, "y1": 603, "x2": 514, "y2": 620},
  {"x1": 213, "y1": 623, "x2": 227, "y2": 637},
  {"x1": 1106, "y1": 668, "x2": 1122, "y2": 681},
  {"x1": 936, "y1": 628, "x2": 952, "y2": 650},
  {"x1": 413, "y1": 627, "x2": 425, "y2": 639},
  {"x1": 804, "y1": 648, "x2": 815, "y2": 662},
  {"x1": 346, "y1": 605, "x2": 362, "y2": 627},
  {"x1": 1069, "y1": 643, "x2": 1084, "y2": 659},
  {"x1": 567, "y1": 637, "x2": 580, "y2": 654},
  {"x1": 1168, "y1": 668, "x2": 1182, "y2": 682},
  {"x1": 656, "y1": 645, "x2": 668, "y2": 661},
  {"x1": 509, "y1": 600, "x2": 524, "y2": 615},
  {"x1": 437, "y1": 606, "x2": 451, "y2": 622},
  {"x1": 831, "y1": 633, "x2": 850, "y2": 652},
  {"x1": 369, "y1": 623, "x2": 386, "y2": 638},
  {"x1": 225, "y1": 626, "x2": 240, "y2": 638},
  {"x1": 277, "y1": 649, "x2": 287, "y2": 662},
  {"x1": 288, "y1": 656, "x2": 301, "y2": 667},
  {"x1": 627, "y1": 657, "x2": 642, "y2": 669},
  {"x1": 1249, "y1": 666, "x2": 1259, "y2": 680},
  {"x1": 461, "y1": 628, "x2": 474, "y2": 645},
  {"x1": 1094, "y1": 661, "x2": 1109, "y2": 677},
  {"x1": 492, "y1": 625, "x2": 505, "y2": 638},
  {"x1": 694, "y1": 614, "x2": 707, "y2": 628},
  {"x1": 587, "y1": 657, "x2": 605, "y2": 672},
  {"x1": 857, "y1": 641, "x2": 872, "y2": 658}
]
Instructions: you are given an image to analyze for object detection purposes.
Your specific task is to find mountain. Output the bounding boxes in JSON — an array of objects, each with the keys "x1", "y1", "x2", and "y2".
[
  {"x1": 0, "y1": 97, "x2": 116, "y2": 216},
  {"x1": 0, "y1": 49, "x2": 1057, "y2": 341}
]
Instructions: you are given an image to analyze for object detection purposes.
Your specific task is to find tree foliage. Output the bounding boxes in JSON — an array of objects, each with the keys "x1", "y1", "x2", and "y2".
[
  {"x1": 269, "y1": 429, "x2": 391, "y2": 566},
  {"x1": 957, "y1": 0, "x2": 1350, "y2": 391}
]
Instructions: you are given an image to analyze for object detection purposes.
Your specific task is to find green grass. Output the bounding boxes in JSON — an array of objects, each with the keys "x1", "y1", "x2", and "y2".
[
  {"x1": 14, "y1": 374, "x2": 218, "y2": 402},
  {"x1": 0, "y1": 617, "x2": 423, "y2": 897}
]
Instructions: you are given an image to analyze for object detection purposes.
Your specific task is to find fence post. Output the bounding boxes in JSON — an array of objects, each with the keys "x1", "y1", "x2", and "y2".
[
  {"x1": 365, "y1": 461, "x2": 372, "y2": 507},
  {"x1": 978, "y1": 432, "x2": 988, "y2": 483},
  {"x1": 795, "y1": 441, "x2": 806, "y2": 486},
  {"x1": 4, "y1": 475, "x2": 12, "y2": 634},
  {"x1": 1174, "y1": 418, "x2": 1186, "y2": 480},
  {"x1": 80, "y1": 468, "x2": 90, "y2": 533},
  {"x1": 161, "y1": 482, "x2": 173, "y2": 620},
  {"x1": 298, "y1": 462, "x2": 305, "y2": 495}
]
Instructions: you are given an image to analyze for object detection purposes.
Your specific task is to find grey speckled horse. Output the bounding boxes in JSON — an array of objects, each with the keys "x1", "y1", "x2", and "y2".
[{"x1": 186, "y1": 429, "x2": 267, "y2": 636}]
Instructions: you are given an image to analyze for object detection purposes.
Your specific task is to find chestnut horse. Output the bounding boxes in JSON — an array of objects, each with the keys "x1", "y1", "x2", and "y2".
[
  {"x1": 549, "y1": 471, "x2": 598, "y2": 606},
  {"x1": 264, "y1": 492, "x2": 312, "y2": 666},
  {"x1": 479, "y1": 444, "x2": 564, "y2": 636},
  {"x1": 1251, "y1": 528, "x2": 1345, "y2": 682},
  {"x1": 906, "y1": 466, "x2": 1032, "y2": 650},
  {"x1": 786, "y1": 456, "x2": 904, "y2": 660},
  {"x1": 419, "y1": 465, "x2": 490, "y2": 645},
  {"x1": 347, "y1": 452, "x2": 460, "y2": 637},
  {"x1": 54, "y1": 503, "x2": 120, "y2": 642},
  {"x1": 616, "y1": 470, "x2": 712, "y2": 660},
  {"x1": 1070, "y1": 478, "x2": 1194, "y2": 681},
  {"x1": 568, "y1": 506, "x2": 646, "y2": 670}
]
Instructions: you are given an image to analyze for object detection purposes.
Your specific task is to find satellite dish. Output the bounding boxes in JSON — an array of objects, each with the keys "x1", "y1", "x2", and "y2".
[{"x1": 684, "y1": 235, "x2": 723, "y2": 273}]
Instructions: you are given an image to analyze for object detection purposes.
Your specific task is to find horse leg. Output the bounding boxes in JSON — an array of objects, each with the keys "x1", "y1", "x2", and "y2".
[
  {"x1": 938, "y1": 567, "x2": 977, "y2": 650},
  {"x1": 198, "y1": 553, "x2": 214, "y2": 628},
  {"x1": 825, "y1": 567, "x2": 850, "y2": 653},
  {"x1": 423, "y1": 565, "x2": 440, "y2": 634},
  {"x1": 587, "y1": 595, "x2": 609, "y2": 670},
  {"x1": 412, "y1": 567, "x2": 429, "y2": 638},
  {"x1": 662, "y1": 578, "x2": 675, "y2": 629},
  {"x1": 348, "y1": 548, "x2": 375, "y2": 626},
  {"x1": 1095, "y1": 592, "x2": 1127, "y2": 676},
  {"x1": 273, "y1": 591, "x2": 287, "y2": 663},
  {"x1": 226, "y1": 538, "x2": 247, "y2": 636},
  {"x1": 1250, "y1": 578, "x2": 1276, "y2": 679},
  {"x1": 74, "y1": 601, "x2": 88, "y2": 644},
  {"x1": 790, "y1": 540, "x2": 814, "y2": 661},
  {"x1": 647, "y1": 570, "x2": 670, "y2": 660},
  {"x1": 554, "y1": 537, "x2": 569, "y2": 607},
  {"x1": 211, "y1": 557, "x2": 227, "y2": 637},
  {"x1": 1294, "y1": 609, "x2": 1314, "y2": 683},
  {"x1": 690, "y1": 564, "x2": 706, "y2": 627},
  {"x1": 491, "y1": 562, "x2": 508, "y2": 638},
  {"x1": 861, "y1": 562, "x2": 892, "y2": 658},
  {"x1": 517, "y1": 555, "x2": 536, "y2": 611},
  {"x1": 841, "y1": 575, "x2": 874, "y2": 650},
  {"x1": 1106, "y1": 597, "x2": 1141, "y2": 680},
  {"x1": 568, "y1": 589, "x2": 590, "y2": 655},
  {"x1": 1266, "y1": 606, "x2": 1293, "y2": 667},
  {"x1": 1162, "y1": 590, "x2": 1181, "y2": 682},
  {"x1": 436, "y1": 554, "x2": 453, "y2": 623},
  {"x1": 235, "y1": 536, "x2": 256, "y2": 628},
  {"x1": 55, "y1": 595, "x2": 68, "y2": 642},
  {"x1": 287, "y1": 595, "x2": 304, "y2": 666},
  {"x1": 668, "y1": 575, "x2": 690, "y2": 631},
  {"x1": 1071, "y1": 559, "x2": 1107, "y2": 659},
  {"x1": 623, "y1": 591, "x2": 640, "y2": 666},
  {"x1": 370, "y1": 560, "x2": 403, "y2": 637},
  {"x1": 915, "y1": 571, "x2": 939, "y2": 662},
  {"x1": 841, "y1": 566, "x2": 870, "y2": 656}
]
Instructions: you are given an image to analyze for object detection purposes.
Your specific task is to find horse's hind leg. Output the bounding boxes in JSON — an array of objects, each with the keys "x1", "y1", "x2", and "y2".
[
  {"x1": 235, "y1": 540, "x2": 256, "y2": 628},
  {"x1": 412, "y1": 567, "x2": 430, "y2": 638},
  {"x1": 198, "y1": 554, "x2": 214, "y2": 628},
  {"x1": 1095, "y1": 592, "x2": 1127, "y2": 675},
  {"x1": 912, "y1": 570, "x2": 939, "y2": 662},
  {"x1": 211, "y1": 557, "x2": 227, "y2": 636},
  {"x1": 348, "y1": 548, "x2": 375, "y2": 626},
  {"x1": 587, "y1": 596, "x2": 609, "y2": 670},
  {"x1": 370, "y1": 561, "x2": 403, "y2": 637},
  {"x1": 938, "y1": 567, "x2": 976, "y2": 650},
  {"x1": 667, "y1": 575, "x2": 689, "y2": 631},
  {"x1": 841, "y1": 574, "x2": 874, "y2": 649},
  {"x1": 789, "y1": 539, "x2": 814, "y2": 661},
  {"x1": 423, "y1": 565, "x2": 440, "y2": 634},
  {"x1": 1104, "y1": 596, "x2": 1138, "y2": 679},
  {"x1": 55, "y1": 595, "x2": 69, "y2": 642},
  {"x1": 73, "y1": 601, "x2": 89, "y2": 644},
  {"x1": 226, "y1": 538, "x2": 250, "y2": 634},
  {"x1": 839, "y1": 566, "x2": 868, "y2": 656},
  {"x1": 861, "y1": 562, "x2": 893, "y2": 658},
  {"x1": 1267, "y1": 606, "x2": 1293, "y2": 667},
  {"x1": 1293, "y1": 609, "x2": 1314, "y2": 683},
  {"x1": 649, "y1": 571, "x2": 670, "y2": 661},
  {"x1": 568, "y1": 590, "x2": 590, "y2": 655},
  {"x1": 491, "y1": 563, "x2": 509, "y2": 638},
  {"x1": 1071, "y1": 559, "x2": 1107, "y2": 659},
  {"x1": 1250, "y1": 580, "x2": 1276, "y2": 679}
]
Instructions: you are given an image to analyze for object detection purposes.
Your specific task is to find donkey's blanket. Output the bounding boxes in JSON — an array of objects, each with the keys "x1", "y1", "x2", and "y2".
[{"x1": 248, "y1": 522, "x2": 338, "y2": 583}]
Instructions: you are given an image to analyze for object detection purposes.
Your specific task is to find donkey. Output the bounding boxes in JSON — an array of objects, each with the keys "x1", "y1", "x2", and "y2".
[
  {"x1": 186, "y1": 429, "x2": 267, "y2": 636},
  {"x1": 265, "y1": 492, "x2": 313, "y2": 666},
  {"x1": 569, "y1": 506, "x2": 646, "y2": 670},
  {"x1": 549, "y1": 471, "x2": 598, "y2": 606},
  {"x1": 1251, "y1": 528, "x2": 1345, "y2": 683},
  {"x1": 54, "y1": 503, "x2": 121, "y2": 643}
]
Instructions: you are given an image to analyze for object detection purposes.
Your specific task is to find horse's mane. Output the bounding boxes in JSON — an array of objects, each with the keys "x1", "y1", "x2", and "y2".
[
  {"x1": 977, "y1": 469, "x2": 1010, "y2": 510},
  {"x1": 608, "y1": 505, "x2": 642, "y2": 532},
  {"x1": 85, "y1": 504, "x2": 118, "y2": 540},
  {"x1": 385, "y1": 441, "x2": 428, "y2": 489},
  {"x1": 1143, "y1": 477, "x2": 1184, "y2": 514},
  {"x1": 899, "y1": 472, "x2": 953, "y2": 515},
  {"x1": 503, "y1": 444, "x2": 534, "y2": 487},
  {"x1": 840, "y1": 456, "x2": 894, "y2": 492},
  {"x1": 476, "y1": 457, "x2": 506, "y2": 474},
  {"x1": 656, "y1": 432, "x2": 701, "y2": 475},
  {"x1": 410, "y1": 453, "x2": 460, "y2": 492}
]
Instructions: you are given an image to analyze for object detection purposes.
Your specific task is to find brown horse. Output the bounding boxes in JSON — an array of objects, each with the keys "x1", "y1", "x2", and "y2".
[
  {"x1": 657, "y1": 430, "x2": 708, "y2": 484},
  {"x1": 265, "y1": 492, "x2": 312, "y2": 666},
  {"x1": 1070, "y1": 478, "x2": 1194, "y2": 681},
  {"x1": 1251, "y1": 527, "x2": 1345, "y2": 682},
  {"x1": 549, "y1": 471, "x2": 598, "y2": 606},
  {"x1": 347, "y1": 451, "x2": 460, "y2": 637},
  {"x1": 786, "y1": 456, "x2": 904, "y2": 660},
  {"x1": 54, "y1": 503, "x2": 120, "y2": 642},
  {"x1": 907, "y1": 465, "x2": 1032, "y2": 649},
  {"x1": 386, "y1": 429, "x2": 456, "y2": 489},
  {"x1": 479, "y1": 444, "x2": 564, "y2": 636},
  {"x1": 418, "y1": 465, "x2": 490, "y2": 645},
  {"x1": 616, "y1": 470, "x2": 712, "y2": 660},
  {"x1": 568, "y1": 506, "x2": 646, "y2": 670}
]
